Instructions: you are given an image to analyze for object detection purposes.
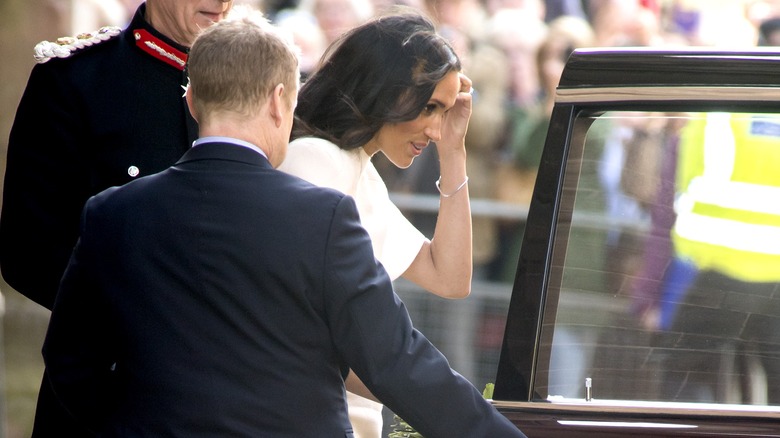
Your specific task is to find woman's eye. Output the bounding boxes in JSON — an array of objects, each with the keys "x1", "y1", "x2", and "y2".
[{"x1": 423, "y1": 104, "x2": 437, "y2": 114}]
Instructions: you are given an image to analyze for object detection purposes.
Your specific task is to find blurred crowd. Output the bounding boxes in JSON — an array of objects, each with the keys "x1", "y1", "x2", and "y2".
[
  {"x1": 239, "y1": 0, "x2": 780, "y2": 283},
  {"x1": 10, "y1": 0, "x2": 780, "y2": 287},
  {"x1": 273, "y1": 0, "x2": 780, "y2": 283}
]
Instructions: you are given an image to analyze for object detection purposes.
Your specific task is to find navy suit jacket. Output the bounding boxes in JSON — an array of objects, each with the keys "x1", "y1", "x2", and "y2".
[{"x1": 42, "y1": 142, "x2": 525, "y2": 437}]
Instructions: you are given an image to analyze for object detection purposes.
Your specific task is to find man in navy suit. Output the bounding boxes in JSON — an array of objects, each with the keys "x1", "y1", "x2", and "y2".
[{"x1": 41, "y1": 9, "x2": 526, "y2": 437}]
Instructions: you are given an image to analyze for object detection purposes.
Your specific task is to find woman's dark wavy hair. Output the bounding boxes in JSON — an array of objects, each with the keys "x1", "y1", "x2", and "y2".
[{"x1": 291, "y1": 8, "x2": 461, "y2": 150}]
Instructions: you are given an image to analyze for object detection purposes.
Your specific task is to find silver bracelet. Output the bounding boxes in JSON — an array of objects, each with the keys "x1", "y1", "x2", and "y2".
[{"x1": 435, "y1": 176, "x2": 469, "y2": 198}]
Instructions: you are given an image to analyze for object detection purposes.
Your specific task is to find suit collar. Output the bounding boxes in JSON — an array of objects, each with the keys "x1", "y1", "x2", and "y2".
[
  {"x1": 194, "y1": 136, "x2": 267, "y2": 159},
  {"x1": 177, "y1": 142, "x2": 273, "y2": 169}
]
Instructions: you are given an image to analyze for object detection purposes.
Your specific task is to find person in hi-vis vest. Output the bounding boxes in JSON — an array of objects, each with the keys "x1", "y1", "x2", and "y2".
[{"x1": 662, "y1": 112, "x2": 780, "y2": 404}]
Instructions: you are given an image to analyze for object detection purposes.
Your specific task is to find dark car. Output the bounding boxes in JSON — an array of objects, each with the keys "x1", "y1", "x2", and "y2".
[{"x1": 492, "y1": 47, "x2": 780, "y2": 436}]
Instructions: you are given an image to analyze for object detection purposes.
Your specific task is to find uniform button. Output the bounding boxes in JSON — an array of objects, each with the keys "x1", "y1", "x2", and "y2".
[{"x1": 128, "y1": 166, "x2": 140, "y2": 177}]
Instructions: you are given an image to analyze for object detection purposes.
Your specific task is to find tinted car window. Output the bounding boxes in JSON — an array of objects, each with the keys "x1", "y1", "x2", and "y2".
[{"x1": 506, "y1": 110, "x2": 780, "y2": 406}]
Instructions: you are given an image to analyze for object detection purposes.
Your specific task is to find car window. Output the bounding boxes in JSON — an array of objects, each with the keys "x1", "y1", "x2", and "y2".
[{"x1": 536, "y1": 110, "x2": 780, "y2": 407}]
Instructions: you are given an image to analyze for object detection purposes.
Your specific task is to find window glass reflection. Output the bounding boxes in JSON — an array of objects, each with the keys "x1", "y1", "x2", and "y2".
[{"x1": 545, "y1": 112, "x2": 780, "y2": 406}]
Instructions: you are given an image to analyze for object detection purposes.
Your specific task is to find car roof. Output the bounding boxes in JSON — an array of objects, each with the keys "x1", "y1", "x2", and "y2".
[{"x1": 560, "y1": 47, "x2": 780, "y2": 89}]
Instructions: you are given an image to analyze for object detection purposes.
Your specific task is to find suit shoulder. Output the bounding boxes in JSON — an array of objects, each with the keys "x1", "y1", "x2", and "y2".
[
  {"x1": 275, "y1": 171, "x2": 350, "y2": 214},
  {"x1": 282, "y1": 170, "x2": 345, "y2": 199},
  {"x1": 33, "y1": 26, "x2": 122, "y2": 64}
]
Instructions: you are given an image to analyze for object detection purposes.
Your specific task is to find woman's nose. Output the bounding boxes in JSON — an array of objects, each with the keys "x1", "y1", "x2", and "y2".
[{"x1": 424, "y1": 117, "x2": 442, "y2": 142}]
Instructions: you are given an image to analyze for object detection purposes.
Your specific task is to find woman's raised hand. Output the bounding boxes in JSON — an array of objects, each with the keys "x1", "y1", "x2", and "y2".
[{"x1": 439, "y1": 73, "x2": 473, "y2": 151}]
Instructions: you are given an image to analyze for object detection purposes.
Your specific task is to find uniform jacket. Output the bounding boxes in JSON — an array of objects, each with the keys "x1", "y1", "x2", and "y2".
[
  {"x1": 0, "y1": 3, "x2": 196, "y2": 310},
  {"x1": 42, "y1": 142, "x2": 526, "y2": 438}
]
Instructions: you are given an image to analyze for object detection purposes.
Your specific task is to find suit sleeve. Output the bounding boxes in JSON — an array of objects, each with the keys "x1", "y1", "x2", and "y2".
[
  {"x1": 0, "y1": 62, "x2": 92, "y2": 309},
  {"x1": 321, "y1": 196, "x2": 525, "y2": 438},
  {"x1": 42, "y1": 200, "x2": 120, "y2": 433}
]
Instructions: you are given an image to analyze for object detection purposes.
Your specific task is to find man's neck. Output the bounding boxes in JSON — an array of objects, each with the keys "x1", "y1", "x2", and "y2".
[{"x1": 144, "y1": 3, "x2": 193, "y2": 47}]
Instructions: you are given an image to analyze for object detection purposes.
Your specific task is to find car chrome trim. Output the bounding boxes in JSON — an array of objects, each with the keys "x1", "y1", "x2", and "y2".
[
  {"x1": 557, "y1": 420, "x2": 698, "y2": 429},
  {"x1": 555, "y1": 86, "x2": 780, "y2": 103},
  {"x1": 491, "y1": 400, "x2": 780, "y2": 419}
]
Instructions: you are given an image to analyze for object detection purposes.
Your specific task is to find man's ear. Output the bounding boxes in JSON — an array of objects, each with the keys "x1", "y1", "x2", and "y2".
[
  {"x1": 185, "y1": 86, "x2": 198, "y2": 122},
  {"x1": 269, "y1": 83, "x2": 285, "y2": 128}
]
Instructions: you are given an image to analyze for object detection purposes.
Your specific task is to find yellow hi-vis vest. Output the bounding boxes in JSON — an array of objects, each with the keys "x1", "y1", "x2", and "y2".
[{"x1": 672, "y1": 112, "x2": 780, "y2": 283}]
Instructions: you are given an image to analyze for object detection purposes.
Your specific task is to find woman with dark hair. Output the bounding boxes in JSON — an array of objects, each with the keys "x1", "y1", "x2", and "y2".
[{"x1": 278, "y1": 9, "x2": 474, "y2": 437}]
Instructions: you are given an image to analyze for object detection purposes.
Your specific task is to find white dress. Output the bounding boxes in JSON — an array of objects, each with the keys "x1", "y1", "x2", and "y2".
[{"x1": 278, "y1": 136, "x2": 427, "y2": 438}]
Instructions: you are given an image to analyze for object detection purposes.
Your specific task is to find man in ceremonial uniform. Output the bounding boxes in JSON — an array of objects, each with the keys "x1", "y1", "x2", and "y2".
[{"x1": 0, "y1": 1, "x2": 233, "y2": 435}]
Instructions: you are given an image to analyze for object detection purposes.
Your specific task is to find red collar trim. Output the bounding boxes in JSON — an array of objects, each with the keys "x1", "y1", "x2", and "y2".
[{"x1": 133, "y1": 28, "x2": 187, "y2": 71}]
